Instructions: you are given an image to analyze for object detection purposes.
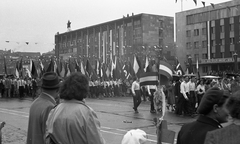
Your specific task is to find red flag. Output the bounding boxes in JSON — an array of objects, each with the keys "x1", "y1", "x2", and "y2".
[
  {"x1": 86, "y1": 60, "x2": 98, "y2": 80},
  {"x1": 31, "y1": 60, "x2": 38, "y2": 78},
  {"x1": 46, "y1": 57, "x2": 54, "y2": 72}
]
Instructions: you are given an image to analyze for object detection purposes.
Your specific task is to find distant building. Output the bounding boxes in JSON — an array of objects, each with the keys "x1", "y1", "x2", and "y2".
[
  {"x1": 55, "y1": 13, "x2": 175, "y2": 66},
  {"x1": 176, "y1": 0, "x2": 240, "y2": 75}
]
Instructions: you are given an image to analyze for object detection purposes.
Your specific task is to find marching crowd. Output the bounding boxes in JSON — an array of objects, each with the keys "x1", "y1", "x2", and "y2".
[{"x1": 0, "y1": 77, "x2": 39, "y2": 99}]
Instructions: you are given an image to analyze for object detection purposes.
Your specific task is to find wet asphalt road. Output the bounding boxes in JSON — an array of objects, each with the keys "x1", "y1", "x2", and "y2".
[{"x1": 0, "y1": 96, "x2": 196, "y2": 144}]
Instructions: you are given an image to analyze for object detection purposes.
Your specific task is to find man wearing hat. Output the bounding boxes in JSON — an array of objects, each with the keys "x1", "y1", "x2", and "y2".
[
  {"x1": 26, "y1": 72, "x2": 60, "y2": 144},
  {"x1": 176, "y1": 87, "x2": 230, "y2": 144}
]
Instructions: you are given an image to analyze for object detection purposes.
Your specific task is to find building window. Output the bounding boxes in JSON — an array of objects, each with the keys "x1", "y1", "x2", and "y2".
[
  {"x1": 220, "y1": 39, "x2": 224, "y2": 45},
  {"x1": 202, "y1": 28, "x2": 206, "y2": 35},
  {"x1": 230, "y1": 24, "x2": 234, "y2": 32},
  {"x1": 202, "y1": 41, "x2": 207, "y2": 48},
  {"x1": 221, "y1": 52, "x2": 225, "y2": 58},
  {"x1": 194, "y1": 29, "x2": 199, "y2": 36},
  {"x1": 211, "y1": 53, "x2": 215, "y2": 58},
  {"x1": 73, "y1": 48, "x2": 77, "y2": 53},
  {"x1": 211, "y1": 40, "x2": 216, "y2": 46},
  {"x1": 159, "y1": 28, "x2": 163, "y2": 37},
  {"x1": 186, "y1": 42, "x2": 191, "y2": 49},
  {"x1": 211, "y1": 27, "x2": 215, "y2": 34},
  {"x1": 202, "y1": 66, "x2": 208, "y2": 73},
  {"x1": 194, "y1": 41, "x2": 199, "y2": 49},
  {"x1": 202, "y1": 53, "x2": 207, "y2": 59},
  {"x1": 194, "y1": 54, "x2": 199, "y2": 62},
  {"x1": 230, "y1": 38, "x2": 235, "y2": 44},
  {"x1": 186, "y1": 30, "x2": 191, "y2": 37},
  {"x1": 220, "y1": 26, "x2": 224, "y2": 33}
]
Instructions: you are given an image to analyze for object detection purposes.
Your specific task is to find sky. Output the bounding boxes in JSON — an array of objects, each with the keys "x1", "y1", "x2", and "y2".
[{"x1": 0, "y1": 0, "x2": 229, "y2": 54}]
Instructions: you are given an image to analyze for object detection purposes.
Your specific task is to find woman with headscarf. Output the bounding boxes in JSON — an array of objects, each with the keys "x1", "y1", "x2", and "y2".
[{"x1": 45, "y1": 73, "x2": 105, "y2": 144}]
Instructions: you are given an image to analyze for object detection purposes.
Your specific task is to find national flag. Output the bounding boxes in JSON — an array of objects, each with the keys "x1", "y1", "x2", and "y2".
[
  {"x1": 111, "y1": 59, "x2": 116, "y2": 78},
  {"x1": 174, "y1": 57, "x2": 184, "y2": 76},
  {"x1": 60, "y1": 61, "x2": 66, "y2": 78},
  {"x1": 65, "y1": 63, "x2": 71, "y2": 77},
  {"x1": 75, "y1": 59, "x2": 81, "y2": 72},
  {"x1": 105, "y1": 64, "x2": 111, "y2": 79},
  {"x1": 139, "y1": 72, "x2": 158, "y2": 86},
  {"x1": 46, "y1": 57, "x2": 54, "y2": 72},
  {"x1": 193, "y1": 0, "x2": 197, "y2": 5},
  {"x1": 15, "y1": 68, "x2": 19, "y2": 78},
  {"x1": 210, "y1": 3, "x2": 215, "y2": 9},
  {"x1": 202, "y1": 1, "x2": 205, "y2": 7},
  {"x1": 133, "y1": 55, "x2": 140, "y2": 74},
  {"x1": 3, "y1": 56, "x2": 7, "y2": 75},
  {"x1": 54, "y1": 60, "x2": 60, "y2": 76},
  {"x1": 86, "y1": 60, "x2": 98, "y2": 80},
  {"x1": 113, "y1": 57, "x2": 122, "y2": 80},
  {"x1": 80, "y1": 61, "x2": 86, "y2": 75},
  {"x1": 159, "y1": 61, "x2": 173, "y2": 79},
  {"x1": 144, "y1": 56, "x2": 149, "y2": 72},
  {"x1": 95, "y1": 60, "x2": 100, "y2": 75},
  {"x1": 31, "y1": 60, "x2": 38, "y2": 78}
]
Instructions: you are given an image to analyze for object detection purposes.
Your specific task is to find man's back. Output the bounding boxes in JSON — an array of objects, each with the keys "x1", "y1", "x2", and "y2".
[
  {"x1": 204, "y1": 124, "x2": 240, "y2": 144},
  {"x1": 177, "y1": 115, "x2": 221, "y2": 144},
  {"x1": 26, "y1": 93, "x2": 56, "y2": 144}
]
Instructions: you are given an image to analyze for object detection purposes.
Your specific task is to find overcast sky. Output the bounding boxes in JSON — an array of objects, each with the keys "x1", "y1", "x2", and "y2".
[{"x1": 0, "y1": 0, "x2": 229, "y2": 54}]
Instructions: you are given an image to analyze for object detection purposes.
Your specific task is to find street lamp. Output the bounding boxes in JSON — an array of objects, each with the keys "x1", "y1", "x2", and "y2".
[{"x1": 233, "y1": 52, "x2": 238, "y2": 73}]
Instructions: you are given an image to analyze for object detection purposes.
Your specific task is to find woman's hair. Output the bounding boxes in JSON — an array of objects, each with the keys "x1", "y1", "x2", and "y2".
[
  {"x1": 59, "y1": 73, "x2": 89, "y2": 101},
  {"x1": 226, "y1": 90, "x2": 240, "y2": 119}
]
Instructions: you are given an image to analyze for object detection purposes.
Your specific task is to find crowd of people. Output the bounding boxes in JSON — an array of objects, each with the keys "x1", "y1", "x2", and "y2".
[{"x1": 0, "y1": 77, "x2": 40, "y2": 99}]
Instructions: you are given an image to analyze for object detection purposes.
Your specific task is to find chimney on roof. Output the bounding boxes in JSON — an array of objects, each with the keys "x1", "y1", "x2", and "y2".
[
  {"x1": 123, "y1": 15, "x2": 125, "y2": 18},
  {"x1": 132, "y1": 13, "x2": 134, "y2": 16},
  {"x1": 127, "y1": 14, "x2": 129, "y2": 17}
]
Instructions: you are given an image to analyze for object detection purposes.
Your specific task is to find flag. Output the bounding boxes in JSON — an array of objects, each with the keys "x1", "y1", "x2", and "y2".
[
  {"x1": 60, "y1": 61, "x2": 66, "y2": 78},
  {"x1": 46, "y1": 58, "x2": 54, "y2": 72},
  {"x1": 54, "y1": 60, "x2": 60, "y2": 76},
  {"x1": 210, "y1": 3, "x2": 215, "y2": 9},
  {"x1": 113, "y1": 57, "x2": 122, "y2": 80},
  {"x1": 31, "y1": 60, "x2": 38, "y2": 78},
  {"x1": 111, "y1": 59, "x2": 116, "y2": 78},
  {"x1": 193, "y1": 0, "x2": 197, "y2": 5},
  {"x1": 175, "y1": 0, "x2": 177, "y2": 3},
  {"x1": 202, "y1": 1, "x2": 205, "y2": 7},
  {"x1": 133, "y1": 55, "x2": 140, "y2": 75},
  {"x1": 86, "y1": 60, "x2": 98, "y2": 80},
  {"x1": 80, "y1": 61, "x2": 86, "y2": 75},
  {"x1": 121, "y1": 63, "x2": 128, "y2": 80},
  {"x1": 66, "y1": 63, "x2": 71, "y2": 77},
  {"x1": 3, "y1": 57, "x2": 7, "y2": 75},
  {"x1": 105, "y1": 64, "x2": 111, "y2": 79},
  {"x1": 174, "y1": 58, "x2": 184, "y2": 76},
  {"x1": 144, "y1": 56, "x2": 149, "y2": 72},
  {"x1": 159, "y1": 61, "x2": 173, "y2": 79},
  {"x1": 95, "y1": 60, "x2": 100, "y2": 75},
  {"x1": 139, "y1": 72, "x2": 158, "y2": 86},
  {"x1": 75, "y1": 59, "x2": 81, "y2": 72},
  {"x1": 15, "y1": 68, "x2": 19, "y2": 78}
]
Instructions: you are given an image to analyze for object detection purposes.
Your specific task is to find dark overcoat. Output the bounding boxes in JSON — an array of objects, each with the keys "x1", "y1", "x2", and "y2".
[{"x1": 177, "y1": 115, "x2": 222, "y2": 144}]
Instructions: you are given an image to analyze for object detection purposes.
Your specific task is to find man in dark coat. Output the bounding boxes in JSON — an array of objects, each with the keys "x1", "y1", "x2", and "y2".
[
  {"x1": 26, "y1": 72, "x2": 60, "y2": 144},
  {"x1": 174, "y1": 77, "x2": 182, "y2": 115},
  {"x1": 177, "y1": 87, "x2": 230, "y2": 144}
]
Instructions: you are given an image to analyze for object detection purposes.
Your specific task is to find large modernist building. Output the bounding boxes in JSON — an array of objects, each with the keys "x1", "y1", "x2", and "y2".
[
  {"x1": 176, "y1": 0, "x2": 240, "y2": 75},
  {"x1": 55, "y1": 13, "x2": 175, "y2": 66}
]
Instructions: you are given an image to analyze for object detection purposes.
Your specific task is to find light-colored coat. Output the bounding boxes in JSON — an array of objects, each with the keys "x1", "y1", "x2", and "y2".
[
  {"x1": 46, "y1": 99, "x2": 105, "y2": 144},
  {"x1": 204, "y1": 124, "x2": 240, "y2": 144},
  {"x1": 26, "y1": 93, "x2": 56, "y2": 144}
]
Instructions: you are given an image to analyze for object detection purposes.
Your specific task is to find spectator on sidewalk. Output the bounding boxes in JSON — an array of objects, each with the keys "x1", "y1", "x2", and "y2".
[
  {"x1": 131, "y1": 77, "x2": 141, "y2": 113},
  {"x1": 177, "y1": 87, "x2": 230, "y2": 144},
  {"x1": 45, "y1": 73, "x2": 105, "y2": 144},
  {"x1": 26, "y1": 72, "x2": 60, "y2": 144}
]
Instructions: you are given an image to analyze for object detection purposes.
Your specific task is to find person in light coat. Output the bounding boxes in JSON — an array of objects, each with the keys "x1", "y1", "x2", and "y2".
[{"x1": 45, "y1": 73, "x2": 105, "y2": 144}]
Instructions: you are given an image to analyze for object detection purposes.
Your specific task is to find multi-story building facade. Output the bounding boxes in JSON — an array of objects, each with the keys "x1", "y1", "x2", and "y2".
[
  {"x1": 55, "y1": 13, "x2": 175, "y2": 66},
  {"x1": 176, "y1": 0, "x2": 240, "y2": 75}
]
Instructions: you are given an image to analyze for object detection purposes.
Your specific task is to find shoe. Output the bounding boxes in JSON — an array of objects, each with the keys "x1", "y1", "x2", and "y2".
[
  {"x1": 150, "y1": 110, "x2": 156, "y2": 113},
  {"x1": 134, "y1": 110, "x2": 139, "y2": 113}
]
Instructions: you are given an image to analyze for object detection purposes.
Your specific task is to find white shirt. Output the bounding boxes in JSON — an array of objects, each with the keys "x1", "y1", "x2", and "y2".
[
  {"x1": 188, "y1": 81, "x2": 196, "y2": 91},
  {"x1": 180, "y1": 81, "x2": 190, "y2": 99},
  {"x1": 147, "y1": 85, "x2": 157, "y2": 95},
  {"x1": 131, "y1": 81, "x2": 140, "y2": 95},
  {"x1": 197, "y1": 84, "x2": 205, "y2": 94}
]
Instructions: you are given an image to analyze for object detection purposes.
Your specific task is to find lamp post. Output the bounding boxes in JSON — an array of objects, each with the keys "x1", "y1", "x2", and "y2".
[{"x1": 233, "y1": 52, "x2": 238, "y2": 73}]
